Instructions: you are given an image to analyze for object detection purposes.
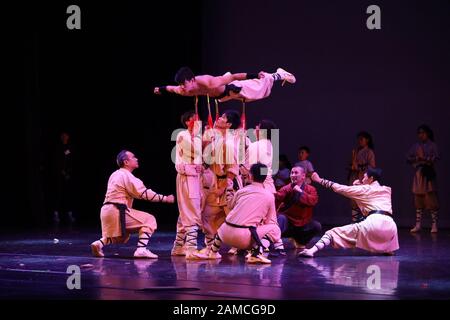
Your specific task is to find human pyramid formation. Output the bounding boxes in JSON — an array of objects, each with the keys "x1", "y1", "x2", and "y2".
[{"x1": 90, "y1": 66, "x2": 399, "y2": 263}]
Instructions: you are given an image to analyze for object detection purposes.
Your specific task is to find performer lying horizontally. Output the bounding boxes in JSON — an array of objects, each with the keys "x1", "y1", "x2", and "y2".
[
  {"x1": 299, "y1": 167, "x2": 399, "y2": 258},
  {"x1": 154, "y1": 66, "x2": 296, "y2": 102}
]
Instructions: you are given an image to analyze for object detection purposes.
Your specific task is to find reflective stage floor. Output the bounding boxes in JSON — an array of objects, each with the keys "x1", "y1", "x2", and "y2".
[{"x1": 0, "y1": 228, "x2": 449, "y2": 299}]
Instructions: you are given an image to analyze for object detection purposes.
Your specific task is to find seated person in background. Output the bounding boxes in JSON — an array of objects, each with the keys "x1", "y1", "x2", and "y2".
[{"x1": 275, "y1": 166, "x2": 321, "y2": 250}]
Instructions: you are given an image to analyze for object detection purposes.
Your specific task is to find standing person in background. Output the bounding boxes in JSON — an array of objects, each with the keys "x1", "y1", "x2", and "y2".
[
  {"x1": 407, "y1": 125, "x2": 440, "y2": 233},
  {"x1": 294, "y1": 146, "x2": 314, "y2": 184},
  {"x1": 53, "y1": 131, "x2": 75, "y2": 224},
  {"x1": 348, "y1": 131, "x2": 376, "y2": 222}
]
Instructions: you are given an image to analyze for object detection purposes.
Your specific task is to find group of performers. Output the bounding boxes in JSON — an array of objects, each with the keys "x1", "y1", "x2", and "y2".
[{"x1": 90, "y1": 66, "x2": 439, "y2": 264}]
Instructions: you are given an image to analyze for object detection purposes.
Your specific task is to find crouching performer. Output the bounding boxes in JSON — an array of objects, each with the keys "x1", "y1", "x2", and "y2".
[
  {"x1": 299, "y1": 167, "x2": 399, "y2": 258},
  {"x1": 193, "y1": 163, "x2": 281, "y2": 264},
  {"x1": 91, "y1": 150, "x2": 175, "y2": 259}
]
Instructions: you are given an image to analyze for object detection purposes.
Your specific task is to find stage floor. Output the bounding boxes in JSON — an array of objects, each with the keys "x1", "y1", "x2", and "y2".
[{"x1": 0, "y1": 228, "x2": 449, "y2": 300}]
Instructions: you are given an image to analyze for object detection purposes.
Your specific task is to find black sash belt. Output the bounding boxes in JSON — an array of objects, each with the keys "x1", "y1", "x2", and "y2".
[
  {"x1": 368, "y1": 210, "x2": 392, "y2": 217},
  {"x1": 225, "y1": 221, "x2": 263, "y2": 247},
  {"x1": 103, "y1": 202, "x2": 128, "y2": 237}
]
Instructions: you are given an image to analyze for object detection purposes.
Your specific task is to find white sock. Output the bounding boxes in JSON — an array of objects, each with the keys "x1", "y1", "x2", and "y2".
[{"x1": 309, "y1": 233, "x2": 332, "y2": 254}]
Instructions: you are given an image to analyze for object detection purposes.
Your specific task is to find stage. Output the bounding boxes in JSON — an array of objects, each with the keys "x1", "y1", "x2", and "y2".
[{"x1": 0, "y1": 228, "x2": 449, "y2": 300}]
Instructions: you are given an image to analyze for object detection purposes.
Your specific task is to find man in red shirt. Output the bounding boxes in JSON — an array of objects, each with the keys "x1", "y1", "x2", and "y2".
[{"x1": 275, "y1": 166, "x2": 321, "y2": 250}]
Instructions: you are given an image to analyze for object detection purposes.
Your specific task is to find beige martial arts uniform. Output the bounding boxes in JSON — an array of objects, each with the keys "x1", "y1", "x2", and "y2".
[
  {"x1": 201, "y1": 128, "x2": 244, "y2": 246},
  {"x1": 217, "y1": 182, "x2": 281, "y2": 250},
  {"x1": 218, "y1": 72, "x2": 275, "y2": 103},
  {"x1": 201, "y1": 168, "x2": 227, "y2": 243},
  {"x1": 174, "y1": 129, "x2": 203, "y2": 252},
  {"x1": 322, "y1": 180, "x2": 399, "y2": 253},
  {"x1": 100, "y1": 168, "x2": 158, "y2": 241},
  {"x1": 244, "y1": 139, "x2": 276, "y2": 193}
]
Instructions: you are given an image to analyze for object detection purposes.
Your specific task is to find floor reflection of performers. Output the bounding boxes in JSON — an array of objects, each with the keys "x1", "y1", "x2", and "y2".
[
  {"x1": 300, "y1": 258, "x2": 400, "y2": 295},
  {"x1": 407, "y1": 124, "x2": 440, "y2": 233},
  {"x1": 299, "y1": 168, "x2": 399, "y2": 258},
  {"x1": 348, "y1": 131, "x2": 376, "y2": 222},
  {"x1": 275, "y1": 166, "x2": 321, "y2": 250}
]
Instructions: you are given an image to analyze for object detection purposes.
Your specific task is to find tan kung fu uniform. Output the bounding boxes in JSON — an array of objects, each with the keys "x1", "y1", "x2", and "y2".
[
  {"x1": 100, "y1": 168, "x2": 163, "y2": 241},
  {"x1": 217, "y1": 182, "x2": 281, "y2": 250},
  {"x1": 318, "y1": 179, "x2": 399, "y2": 253}
]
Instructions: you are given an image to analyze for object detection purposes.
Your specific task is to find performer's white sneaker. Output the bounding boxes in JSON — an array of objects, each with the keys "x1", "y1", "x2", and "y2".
[
  {"x1": 298, "y1": 248, "x2": 315, "y2": 258},
  {"x1": 90, "y1": 241, "x2": 104, "y2": 257},
  {"x1": 247, "y1": 254, "x2": 271, "y2": 264},
  {"x1": 276, "y1": 68, "x2": 296, "y2": 84},
  {"x1": 171, "y1": 246, "x2": 186, "y2": 256},
  {"x1": 410, "y1": 225, "x2": 421, "y2": 233},
  {"x1": 228, "y1": 247, "x2": 238, "y2": 255},
  {"x1": 134, "y1": 247, "x2": 158, "y2": 259}
]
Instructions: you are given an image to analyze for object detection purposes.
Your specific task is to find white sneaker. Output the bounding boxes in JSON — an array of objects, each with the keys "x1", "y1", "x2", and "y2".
[
  {"x1": 276, "y1": 68, "x2": 296, "y2": 84},
  {"x1": 410, "y1": 225, "x2": 421, "y2": 233},
  {"x1": 298, "y1": 248, "x2": 314, "y2": 258},
  {"x1": 90, "y1": 241, "x2": 104, "y2": 257},
  {"x1": 134, "y1": 247, "x2": 158, "y2": 259},
  {"x1": 171, "y1": 246, "x2": 186, "y2": 256},
  {"x1": 247, "y1": 254, "x2": 271, "y2": 264},
  {"x1": 228, "y1": 247, "x2": 238, "y2": 255}
]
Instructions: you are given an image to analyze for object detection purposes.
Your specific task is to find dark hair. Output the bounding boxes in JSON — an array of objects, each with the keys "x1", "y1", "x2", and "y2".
[
  {"x1": 174, "y1": 67, "x2": 195, "y2": 84},
  {"x1": 366, "y1": 167, "x2": 382, "y2": 182},
  {"x1": 181, "y1": 110, "x2": 196, "y2": 128},
  {"x1": 279, "y1": 154, "x2": 292, "y2": 169},
  {"x1": 258, "y1": 119, "x2": 278, "y2": 140},
  {"x1": 250, "y1": 162, "x2": 268, "y2": 183},
  {"x1": 298, "y1": 146, "x2": 310, "y2": 154},
  {"x1": 223, "y1": 110, "x2": 241, "y2": 129},
  {"x1": 417, "y1": 124, "x2": 434, "y2": 141},
  {"x1": 357, "y1": 131, "x2": 374, "y2": 150},
  {"x1": 116, "y1": 150, "x2": 130, "y2": 168}
]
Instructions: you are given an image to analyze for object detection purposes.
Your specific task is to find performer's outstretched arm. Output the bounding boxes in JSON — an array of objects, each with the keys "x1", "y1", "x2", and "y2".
[
  {"x1": 311, "y1": 172, "x2": 368, "y2": 201},
  {"x1": 126, "y1": 174, "x2": 175, "y2": 203},
  {"x1": 154, "y1": 85, "x2": 183, "y2": 95}
]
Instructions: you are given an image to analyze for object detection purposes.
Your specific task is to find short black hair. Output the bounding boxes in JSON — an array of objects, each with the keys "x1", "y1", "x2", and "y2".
[
  {"x1": 367, "y1": 167, "x2": 382, "y2": 182},
  {"x1": 250, "y1": 162, "x2": 268, "y2": 183},
  {"x1": 298, "y1": 146, "x2": 310, "y2": 154},
  {"x1": 417, "y1": 124, "x2": 434, "y2": 141},
  {"x1": 357, "y1": 131, "x2": 374, "y2": 149},
  {"x1": 174, "y1": 67, "x2": 195, "y2": 84},
  {"x1": 223, "y1": 110, "x2": 241, "y2": 129},
  {"x1": 116, "y1": 150, "x2": 130, "y2": 168},
  {"x1": 258, "y1": 119, "x2": 278, "y2": 140},
  {"x1": 181, "y1": 110, "x2": 196, "y2": 128}
]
